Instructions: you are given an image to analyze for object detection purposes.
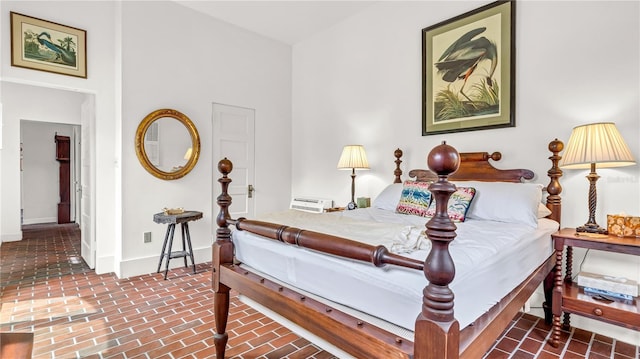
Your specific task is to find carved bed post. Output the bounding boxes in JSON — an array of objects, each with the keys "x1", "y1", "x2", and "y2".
[
  {"x1": 213, "y1": 158, "x2": 234, "y2": 358},
  {"x1": 546, "y1": 139, "x2": 564, "y2": 224},
  {"x1": 394, "y1": 148, "x2": 403, "y2": 183},
  {"x1": 414, "y1": 142, "x2": 460, "y2": 359},
  {"x1": 543, "y1": 139, "x2": 564, "y2": 324}
]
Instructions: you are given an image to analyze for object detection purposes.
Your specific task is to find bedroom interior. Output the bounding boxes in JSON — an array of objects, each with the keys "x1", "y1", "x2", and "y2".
[
  {"x1": 212, "y1": 140, "x2": 566, "y2": 358},
  {"x1": 1, "y1": 0, "x2": 638, "y2": 357}
]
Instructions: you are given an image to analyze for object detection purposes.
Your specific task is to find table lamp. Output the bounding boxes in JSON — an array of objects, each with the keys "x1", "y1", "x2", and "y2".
[
  {"x1": 560, "y1": 122, "x2": 636, "y2": 233},
  {"x1": 337, "y1": 145, "x2": 369, "y2": 210}
]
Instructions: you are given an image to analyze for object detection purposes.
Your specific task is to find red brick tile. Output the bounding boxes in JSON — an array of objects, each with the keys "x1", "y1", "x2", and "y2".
[
  {"x1": 191, "y1": 345, "x2": 217, "y2": 359},
  {"x1": 249, "y1": 330, "x2": 278, "y2": 347},
  {"x1": 265, "y1": 343, "x2": 298, "y2": 358},
  {"x1": 511, "y1": 350, "x2": 535, "y2": 359},
  {"x1": 495, "y1": 337, "x2": 519, "y2": 353},
  {"x1": 270, "y1": 332, "x2": 303, "y2": 348},
  {"x1": 537, "y1": 350, "x2": 566, "y2": 359},
  {"x1": 594, "y1": 334, "x2": 614, "y2": 344},
  {"x1": 567, "y1": 337, "x2": 590, "y2": 355},
  {"x1": 506, "y1": 327, "x2": 528, "y2": 341},
  {"x1": 514, "y1": 315, "x2": 537, "y2": 331},
  {"x1": 566, "y1": 352, "x2": 588, "y2": 359},
  {"x1": 3, "y1": 223, "x2": 639, "y2": 359},
  {"x1": 287, "y1": 344, "x2": 322, "y2": 359},
  {"x1": 484, "y1": 349, "x2": 510, "y2": 359},
  {"x1": 225, "y1": 342, "x2": 252, "y2": 357},
  {"x1": 243, "y1": 343, "x2": 276, "y2": 357},
  {"x1": 519, "y1": 337, "x2": 543, "y2": 354},
  {"x1": 591, "y1": 338, "x2": 613, "y2": 356},
  {"x1": 228, "y1": 329, "x2": 259, "y2": 347}
]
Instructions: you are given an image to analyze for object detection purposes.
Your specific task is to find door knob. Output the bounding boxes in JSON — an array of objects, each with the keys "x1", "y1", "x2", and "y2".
[{"x1": 248, "y1": 184, "x2": 255, "y2": 198}]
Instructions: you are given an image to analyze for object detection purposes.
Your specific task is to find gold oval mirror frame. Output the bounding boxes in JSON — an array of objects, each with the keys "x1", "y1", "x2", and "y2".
[{"x1": 135, "y1": 109, "x2": 201, "y2": 180}]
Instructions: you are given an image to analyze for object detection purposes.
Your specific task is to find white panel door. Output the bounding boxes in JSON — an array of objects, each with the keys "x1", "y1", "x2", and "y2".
[
  {"x1": 213, "y1": 103, "x2": 255, "y2": 219},
  {"x1": 80, "y1": 98, "x2": 95, "y2": 269}
]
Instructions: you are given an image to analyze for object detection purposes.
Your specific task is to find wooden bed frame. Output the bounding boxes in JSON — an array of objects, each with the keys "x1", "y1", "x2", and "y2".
[{"x1": 212, "y1": 139, "x2": 564, "y2": 359}]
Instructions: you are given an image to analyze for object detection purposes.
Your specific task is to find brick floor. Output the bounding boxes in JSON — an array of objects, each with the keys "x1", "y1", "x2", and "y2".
[{"x1": 1, "y1": 223, "x2": 638, "y2": 358}]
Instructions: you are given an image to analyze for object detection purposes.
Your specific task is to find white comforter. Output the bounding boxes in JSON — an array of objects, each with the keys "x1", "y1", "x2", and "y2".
[
  {"x1": 233, "y1": 207, "x2": 558, "y2": 331},
  {"x1": 258, "y1": 209, "x2": 430, "y2": 254}
]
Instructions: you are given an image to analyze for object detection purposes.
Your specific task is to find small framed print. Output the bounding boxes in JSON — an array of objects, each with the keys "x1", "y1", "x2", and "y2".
[{"x1": 11, "y1": 12, "x2": 87, "y2": 78}]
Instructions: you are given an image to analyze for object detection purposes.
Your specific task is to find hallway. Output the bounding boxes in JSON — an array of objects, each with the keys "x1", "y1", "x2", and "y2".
[{"x1": 1, "y1": 223, "x2": 637, "y2": 358}]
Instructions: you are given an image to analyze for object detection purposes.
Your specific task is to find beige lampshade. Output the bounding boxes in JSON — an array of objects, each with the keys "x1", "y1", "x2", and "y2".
[
  {"x1": 560, "y1": 122, "x2": 636, "y2": 169},
  {"x1": 337, "y1": 145, "x2": 369, "y2": 169}
]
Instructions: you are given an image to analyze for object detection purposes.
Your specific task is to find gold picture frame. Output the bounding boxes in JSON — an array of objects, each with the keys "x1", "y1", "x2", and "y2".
[
  {"x1": 422, "y1": 1, "x2": 514, "y2": 135},
  {"x1": 10, "y1": 12, "x2": 87, "y2": 78}
]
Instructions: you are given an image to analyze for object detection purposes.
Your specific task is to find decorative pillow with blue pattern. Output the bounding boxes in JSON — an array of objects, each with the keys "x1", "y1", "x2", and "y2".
[
  {"x1": 396, "y1": 180, "x2": 432, "y2": 217},
  {"x1": 425, "y1": 187, "x2": 476, "y2": 222}
]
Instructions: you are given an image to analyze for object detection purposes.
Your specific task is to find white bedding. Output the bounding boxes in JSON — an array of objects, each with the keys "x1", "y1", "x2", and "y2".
[{"x1": 231, "y1": 207, "x2": 558, "y2": 331}]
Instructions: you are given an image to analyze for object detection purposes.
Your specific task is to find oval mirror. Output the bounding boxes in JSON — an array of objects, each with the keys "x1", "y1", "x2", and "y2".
[{"x1": 135, "y1": 109, "x2": 200, "y2": 180}]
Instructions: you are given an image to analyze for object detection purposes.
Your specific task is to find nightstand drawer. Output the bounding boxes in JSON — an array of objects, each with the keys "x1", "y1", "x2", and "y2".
[{"x1": 562, "y1": 285, "x2": 640, "y2": 330}]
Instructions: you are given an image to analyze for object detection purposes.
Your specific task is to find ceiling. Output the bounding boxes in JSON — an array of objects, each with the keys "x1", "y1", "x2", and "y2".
[{"x1": 174, "y1": 1, "x2": 377, "y2": 45}]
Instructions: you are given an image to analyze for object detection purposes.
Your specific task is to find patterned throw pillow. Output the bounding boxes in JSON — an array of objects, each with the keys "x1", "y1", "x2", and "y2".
[
  {"x1": 425, "y1": 187, "x2": 476, "y2": 222},
  {"x1": 396, "y1": 180, "x2": 432, "y2": 217}
]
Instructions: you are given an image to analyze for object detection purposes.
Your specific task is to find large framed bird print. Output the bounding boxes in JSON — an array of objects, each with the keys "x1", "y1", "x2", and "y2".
[
  {"x1": 10, "y1": 12, "x2": 87, "y2": 78},
  {"x1": 422, "y1": 1, "x2": 514, "y2": 135}
]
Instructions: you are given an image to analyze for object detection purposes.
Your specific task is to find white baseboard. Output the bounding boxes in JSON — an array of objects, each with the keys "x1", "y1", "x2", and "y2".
[
  {"x1": 95, "y1": 255, "x2": 115, "y2": 275},
  {"x1": 118, "y1": 246, "x2": 210, "y2": 279},
  {"x1": 22, "y1": 217, "x2": 57, "y2": 225},
  {"x1": 1, "y1": 232, "x2": 23, "y2": 242}
]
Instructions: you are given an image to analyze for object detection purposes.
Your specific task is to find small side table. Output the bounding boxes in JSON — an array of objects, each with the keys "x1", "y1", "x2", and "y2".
[
  {"x1": 153, "y1": 210, "x2": 202, "y2": 280},
  {"x1": 548, "y1": 228, "x2": 640, "y2": 348}
]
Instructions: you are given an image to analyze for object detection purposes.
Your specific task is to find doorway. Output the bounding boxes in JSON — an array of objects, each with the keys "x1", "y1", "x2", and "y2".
[
  {"x1": 7, "y1": 82, "x2": 96, "y2": 270},
  {"x1": 212, "y1": 103, "x2": 256, "y2": 219},
  {"x1": 21, "y1": 121, "x2": 78, "y2": 225}
]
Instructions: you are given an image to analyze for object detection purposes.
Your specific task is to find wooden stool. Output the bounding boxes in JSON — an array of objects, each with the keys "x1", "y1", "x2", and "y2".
[{"x1": 153, "y1": 211, "x2": 202, "y2": 280}]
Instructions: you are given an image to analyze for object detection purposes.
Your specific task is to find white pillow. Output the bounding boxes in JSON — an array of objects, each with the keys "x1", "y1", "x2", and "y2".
[
  {"x1": 461, "y1": 181, "x2": 543, "y2": 227},
  {"x1": 372, "y1": 183, "x2": 403, "y2": 211},
  {"x1": 538, "y1": 203, "x2": 552, "y2": 218}
]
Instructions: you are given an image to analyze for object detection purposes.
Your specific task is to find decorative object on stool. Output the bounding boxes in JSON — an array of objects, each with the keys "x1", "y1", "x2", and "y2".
[
  {"x1": 337, "y1": 145, "x2": 369, "y2": 210},
  {"x1": 560, "y1": 122, "x2": 636, "y2": 233}
]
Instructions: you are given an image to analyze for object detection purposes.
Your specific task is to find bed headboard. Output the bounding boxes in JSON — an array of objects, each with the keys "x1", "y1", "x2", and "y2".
[
  {"x1": 398, "y1": 140, "x2": 564, "y2": 225},
  {"x1": 408, "y1": 151, "x2": 534, "y2": 183}
]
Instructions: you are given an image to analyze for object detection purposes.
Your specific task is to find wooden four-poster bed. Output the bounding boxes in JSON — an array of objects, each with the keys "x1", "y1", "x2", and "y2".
[{"x1": 212, "y1": 139, "x2": 564, "y2": 359}]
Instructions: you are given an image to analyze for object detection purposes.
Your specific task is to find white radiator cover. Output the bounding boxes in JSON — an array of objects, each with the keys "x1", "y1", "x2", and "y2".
[{"x1": 289, "y1": 197, "x2": 333, "y2": 213}]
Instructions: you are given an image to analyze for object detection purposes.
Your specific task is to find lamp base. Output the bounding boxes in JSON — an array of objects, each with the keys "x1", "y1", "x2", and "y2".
[
  {"x1": 346, "y1": 202, "x2": 357, "y2": 210},
  {"x1": 576, "y1": 223, "x2": 608, "y2": 234}
]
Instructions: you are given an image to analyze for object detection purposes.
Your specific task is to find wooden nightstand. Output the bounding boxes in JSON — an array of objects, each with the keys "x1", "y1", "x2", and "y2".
[
  {"x1": 548, "y1": 228, "x2": 640, "y2": 347},
  {"x1": 324, "y1": 207, "x2": 345, "y2": 213}
]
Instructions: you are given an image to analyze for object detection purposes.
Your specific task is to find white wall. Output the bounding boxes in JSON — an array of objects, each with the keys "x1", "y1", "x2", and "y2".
[
  {"x1": 292, "y1": 0, "x2": 639, "y2": 344},
  {"x1": 2, "y1": 82, "x2": 85, "y2": 237},
  {"x1": 21, "y1": 120, "x2": 78, "y2": 225},
  {"x1": 1, "y1": 1, "x2": 292, "y2": 277},
  {"x1": 118, "y1": 1, "x2": 292, "y2": 278},
  {"x1": 1, "y1": 1, "x2": 117, "y2": 274}
]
